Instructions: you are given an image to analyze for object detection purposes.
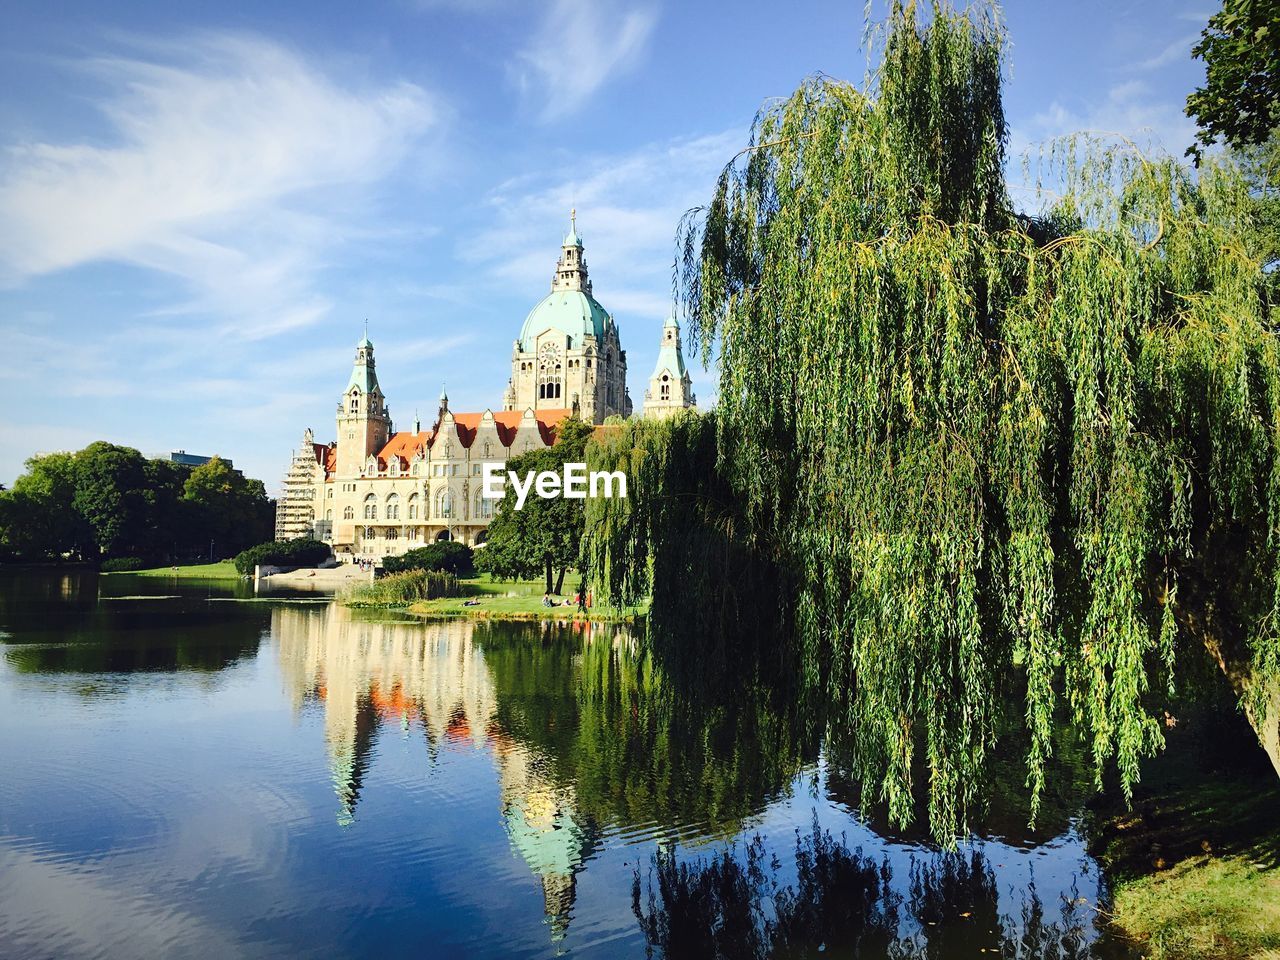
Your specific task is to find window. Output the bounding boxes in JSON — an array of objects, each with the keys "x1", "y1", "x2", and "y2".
[
  {"x1": 363, "y1": 494, "x2": 377, "y2": 520},
  {"x1": 475, "y1": 489, "x2": 493, "y2": 519},
  {"x1": 386, "y1": 493, "x2": 399, "y2": 520},
  {"x1": 437, "y1": 487, "x2": 452, "y2": 518},
  {"x1": 327, "y1": 488, "x2": 334, "y2": 499},
  {"x1": 326, "y1": 510, "x2": 333, "y2": 521},
  {"x1": 407, "y1": 494, "x2": 419, "y2": 519},
  {"x1": 343, "y1": 506, "x2": 354, "y2": 520},
  {"x1": 386, "y1": 528, "x2": 399, "y2": 541},
  {"x1": 350, "y1": 394, "x2": 358, "y2": 412}
]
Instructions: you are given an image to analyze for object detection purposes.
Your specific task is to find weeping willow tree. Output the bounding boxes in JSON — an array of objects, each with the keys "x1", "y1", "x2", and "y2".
[{"x1": 586, "y1": 0, "x2": 1280, "y2": 841}]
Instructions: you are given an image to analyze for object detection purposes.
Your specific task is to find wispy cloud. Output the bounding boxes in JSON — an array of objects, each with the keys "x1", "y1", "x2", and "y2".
[
  {"x1": 512, "y1": 0, "x2": 659, "y2": 121},
  {"x1": 463, "y1": 129, "x2": 738, "y2": 297},
  {"x1": 1009, "y1": 77, "x2": 1198, "y2": 172},
  {"x1": 1134, "y1": 32, "x2": 1200, "y2": 71},
  {"x1": 0, "y1": 33, "x2": 443, "y2": 338}
]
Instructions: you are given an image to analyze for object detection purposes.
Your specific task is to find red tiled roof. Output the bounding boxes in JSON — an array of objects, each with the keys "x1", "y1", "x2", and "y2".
[
  {"x1": 376, "y1": 430, "x2": 433, "y2": 469},
  {"x1": 320, "y1": 411, "x2": 575, "y2": 479}
]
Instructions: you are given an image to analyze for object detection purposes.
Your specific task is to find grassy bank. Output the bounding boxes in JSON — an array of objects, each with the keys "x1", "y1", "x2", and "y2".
[
  {"x1": 1091, "y1": 736, "x2": 1280, "y2": 959},
  {"x1": 106, "y1": 560, "x2": 241, "y2": 580},
  {"x1": 343, "y1": 570, "x2": 645, "y2": 622}
]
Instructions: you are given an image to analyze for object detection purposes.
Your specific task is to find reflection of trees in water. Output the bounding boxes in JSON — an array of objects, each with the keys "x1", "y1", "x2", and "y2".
[
  {"x1": 474, "y1": 619, "x2": 820, "y2": 839},
  {"x1": 271, "y1": 608, "x2": 1109, "y2": 957},
  {"x1": 633, "y1": 820, "x2": 1096, "y2": 960},
  {"x1": 2, "y1": 573, "x2": 267, "y2": 676}
]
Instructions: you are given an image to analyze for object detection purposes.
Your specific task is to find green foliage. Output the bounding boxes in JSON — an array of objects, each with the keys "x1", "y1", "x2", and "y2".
[
  {"x1": 0, "y1": 444, "x2": 272, "y2": 563},
  {"x1": 182, "y1": 456, "x2": 273, "y2": 555},
  {"x1": 232, "y1": 538, "x2": 330, "y2": 575},
  {"x1": 477, "y1": 417, "x2": 595, "y2": 593},
  {"x1": 582, "y1": 413, "x2": 792, "y2": 680},
  {"x1": 586, "y1": 1, "x2": 1280, "y2": 841},
  {"x1": 71, "y1": 442, "x2": 153, "y2": 559},
  {"x1": 99, "y1": 557, "x2": 147, "y2": 572},
  {"x1": 381, "y1": 541, "x2": 475, "y2": 575},
  {"x1": 1186, "y1": 0, "x2": 1280, "y2": 157},
  {"x1": 343, "y1": 569, "x2": 462, "y2": 606}
]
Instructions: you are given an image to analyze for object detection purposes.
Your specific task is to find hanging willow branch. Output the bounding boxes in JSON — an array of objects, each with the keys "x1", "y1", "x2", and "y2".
[{"x1": 586, "y1": 0, "x2": 1280, "y2": 843}]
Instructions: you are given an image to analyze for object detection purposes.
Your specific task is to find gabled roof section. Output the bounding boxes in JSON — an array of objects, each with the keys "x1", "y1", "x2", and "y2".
[
  {"x1": 436, "y1": 409, "x2": 572, "y2": 449},
  {"x1": 376, "y1": 430, "x2": 433, "y2": 469}
]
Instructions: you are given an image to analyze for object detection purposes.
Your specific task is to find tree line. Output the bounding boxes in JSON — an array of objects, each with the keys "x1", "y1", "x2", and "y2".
[{"x1": 0, "y1": 442, "x2": 274, "y2": 564}]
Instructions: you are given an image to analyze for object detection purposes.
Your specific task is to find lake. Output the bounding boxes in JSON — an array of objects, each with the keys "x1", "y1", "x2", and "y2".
[{"x1": 0, "y1": 570, "x2": 1135, "y2": 958}]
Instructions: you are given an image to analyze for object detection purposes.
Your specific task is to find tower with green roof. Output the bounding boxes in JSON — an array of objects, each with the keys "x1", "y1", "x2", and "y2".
[
  {"x1": 335, "y1": 328, "x2": 392, "y2": 477},
  {"x1": 504, "y1": 212, "x2": 632, "y2": 423},
  {"x1": 642, "y1": 312, "x2": 696, "y2": 419}
]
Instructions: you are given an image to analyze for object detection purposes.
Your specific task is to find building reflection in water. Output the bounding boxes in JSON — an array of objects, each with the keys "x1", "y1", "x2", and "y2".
[{"x1": 273, "y1": 605, "x2": 594, "y2": 940}]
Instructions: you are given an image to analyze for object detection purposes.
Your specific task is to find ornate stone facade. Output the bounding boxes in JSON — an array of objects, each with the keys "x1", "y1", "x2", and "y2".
[
  {"x1": 276, "y1": 218, "x2": 635, "y2": 560},
  {"x1": 503, "y1": 212, "x2": 632, "y2": 422}
]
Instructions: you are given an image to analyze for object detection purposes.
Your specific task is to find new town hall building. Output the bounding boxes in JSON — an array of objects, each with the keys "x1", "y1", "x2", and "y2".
[{"x1": 274, "y1": 216, "x2": 696, "y2": 559}]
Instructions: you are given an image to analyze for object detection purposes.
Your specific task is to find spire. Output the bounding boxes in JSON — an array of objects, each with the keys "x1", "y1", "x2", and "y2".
[
  {"x1": 552, "y1": 212, "x2": 591, "y2": 294},
  {"x1": 564, "y1": 208, "x2": 582, "y2": 248},
  {"x1": 643, "y1": 310, "x2": 695, "y2": 418},
  {"x1": 347, "y1": 327, "x2": 381, "y2": 394}
]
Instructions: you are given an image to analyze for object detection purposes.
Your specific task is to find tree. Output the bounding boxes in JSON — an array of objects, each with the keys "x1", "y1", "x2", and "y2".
[
  {"x1": 587, "y1": 1, "x2": 1280, "y2": 840},
  {"x1": 1186, "y1": 0, "x2": 1280, "y2": 158},
  {"x1": 478, "y1": 418, "x2": 594, "y2": 594},
  {"x1": 72, "y1": 442, "x2": 152, "y2": 559},
  {"x1": 382, "y1": 541, "x2": 475, "y2": 575},
  {"x1": 0, "y1": 453, "x2": 89, "y2": 559},
  {"x1": 183, "y1": 456, "x2": 273, "y2": 557}
]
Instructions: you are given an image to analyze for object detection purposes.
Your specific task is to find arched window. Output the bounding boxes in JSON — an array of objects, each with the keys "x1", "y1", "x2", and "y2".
[
  {"x1": 386, "y1": 528, "x2": 399, "y2": 541},
  {"x1": 350, "y1": 393, "x2": 359, "y2": 412},
  {"x1": 437, "y1": 487, "x2": 452, "y2": 518},
  {"x1": 386, "y1": 493, "x2": 399, "y2": 519},
  {"x1": 407, "y1": 493, "x2": 419, "y2": 519},
  {"x1": 363, "y1": 494, "x2": 377, "y2": 520},
  {"x1": 325, "y1": 509, "x2": 333, "y2": 521},
  {"x1": 475, "y1": 489, "x2": 493, "y2": 519},
  {"x1": 660, "y1": 374, "x2": 671, "y2": 400}
]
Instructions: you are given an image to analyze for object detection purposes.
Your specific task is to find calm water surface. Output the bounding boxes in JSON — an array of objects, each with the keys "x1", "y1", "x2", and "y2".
[{"x1": 0, "y1": 571, "x2": 1133, "y2": 959}]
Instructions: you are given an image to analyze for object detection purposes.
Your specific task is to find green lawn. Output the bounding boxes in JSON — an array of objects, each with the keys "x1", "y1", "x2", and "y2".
[
  {"x1": 109, "y1": 560, "x2": 242, "y2": 580},
  {"x1": 406, "y1": 572, "x2": 647, "y2": 622},
  {"x1": 1092, "y1": 751, "x2": 1280, "y2": 959}
]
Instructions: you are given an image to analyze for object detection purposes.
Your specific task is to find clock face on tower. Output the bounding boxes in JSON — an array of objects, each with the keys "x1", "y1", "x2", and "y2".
[{"x1": 538, "y1": 342, "x2": 561, "y2": 366}]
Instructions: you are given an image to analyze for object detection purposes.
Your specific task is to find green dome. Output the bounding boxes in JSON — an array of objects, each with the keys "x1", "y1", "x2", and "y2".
[{"x1": 519, "y1": 290, "x2": 608, "y2": 350}]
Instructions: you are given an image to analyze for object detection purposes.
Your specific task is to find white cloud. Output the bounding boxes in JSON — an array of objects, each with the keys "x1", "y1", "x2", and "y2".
[
  {"x1": 512, "y1": 0, "x2": 659, "y2": 121},
  {"x1": 0, "y1": 33, "x2": 443, "y2": 339}
]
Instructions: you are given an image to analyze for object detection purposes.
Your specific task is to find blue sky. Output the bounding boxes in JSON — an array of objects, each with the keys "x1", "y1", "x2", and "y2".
[{"x1": 0, "y1": 0, "x2": 1209, "y2": 490}]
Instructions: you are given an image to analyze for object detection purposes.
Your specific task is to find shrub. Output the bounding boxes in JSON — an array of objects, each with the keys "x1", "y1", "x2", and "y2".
[
  {"x1": 100, "y1": 557, "x2": 147, "y2": 572},
  {"x1": 381, "y1": 541, "x2": 475, "y2": 576},
  {"x1": 232, "y1": 538, "x2": 330, "y2": 575},
  {"x1": 342, "y1": 569, "x2": 462, "y2": 607}
]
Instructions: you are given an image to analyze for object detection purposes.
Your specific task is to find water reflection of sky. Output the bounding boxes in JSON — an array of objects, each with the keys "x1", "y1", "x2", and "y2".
[{"x1": 0, "y1": 575, "x2": 1122, "y2": 958}]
